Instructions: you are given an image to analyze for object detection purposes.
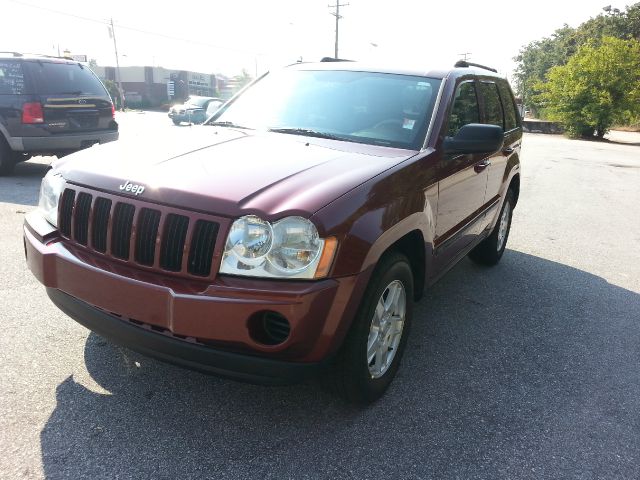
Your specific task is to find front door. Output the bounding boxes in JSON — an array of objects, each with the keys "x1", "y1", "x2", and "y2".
[{"x1": 434, "y1": 80, "x2": 489, "y2": 268}]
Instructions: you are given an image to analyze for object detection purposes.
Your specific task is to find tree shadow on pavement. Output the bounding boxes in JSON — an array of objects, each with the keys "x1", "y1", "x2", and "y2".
[
  {"x1": 0, "y1": 160, "x2": 50, "y2": 207},
  {"x1": 40, "y1": 250, "x2": 640, "y2": 479}
]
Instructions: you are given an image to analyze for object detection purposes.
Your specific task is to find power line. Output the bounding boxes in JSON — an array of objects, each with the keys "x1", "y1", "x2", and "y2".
[
  {"x1": 7, "y1": 0, "x2": 262, "y2": 56},
  {"x1": 328, "y1": 2, "x2": 349, "y2": 58}
]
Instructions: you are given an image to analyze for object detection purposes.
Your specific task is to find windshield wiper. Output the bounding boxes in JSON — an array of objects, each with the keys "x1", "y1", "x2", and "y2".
[
  {"x1": 207, "y1": 121, "x2": 252, "y2": 129},
  {"x1": 268, "y1": 127, "x2": 345, "y2": 141}
]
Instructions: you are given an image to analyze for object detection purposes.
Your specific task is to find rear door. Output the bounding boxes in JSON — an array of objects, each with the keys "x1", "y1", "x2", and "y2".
[
  {"x1": 24, "y1": 61, "x2": 114, "y2": 134},
  {"x1": 478, "y1": 80, "x2": 520, "y2": 205}
]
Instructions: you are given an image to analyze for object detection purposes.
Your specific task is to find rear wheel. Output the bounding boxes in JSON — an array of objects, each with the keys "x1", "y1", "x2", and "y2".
[
  {"x1": 328, "y1": 252, "x2": 413, "y2": 404},
  {"x1": 468, "y1": 189, "x2": 515, "y2": 265},
  {"x1": 0, "y1": 137, "x2": 16, "y2": 176}
]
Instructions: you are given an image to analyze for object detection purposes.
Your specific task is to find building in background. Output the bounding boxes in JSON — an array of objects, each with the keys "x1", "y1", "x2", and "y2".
[{"x1": 92, "y1": 65, "x2": 228, "y2": 108}]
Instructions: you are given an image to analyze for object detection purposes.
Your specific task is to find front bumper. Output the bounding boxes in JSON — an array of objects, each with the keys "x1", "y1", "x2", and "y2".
[
  {"x1": 47, "y1": 288, "x2": 324, "y2": 384},
  {"x1": 24, "y1": 213, "x2": 367, "y2": 383}
]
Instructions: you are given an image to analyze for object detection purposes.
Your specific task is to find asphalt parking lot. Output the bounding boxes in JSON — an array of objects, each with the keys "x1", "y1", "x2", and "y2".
[{"x1": 1, "y1": 112, "x2": 639, "y2": 479}]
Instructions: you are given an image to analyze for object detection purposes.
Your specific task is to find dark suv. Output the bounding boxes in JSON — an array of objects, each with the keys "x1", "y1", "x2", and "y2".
[
  {"x1": 0, "y1": 53, "x2": 118, "y2": 175},
  {"x1": 24, "y1": 60, "x2": 521, "y2": 403}
]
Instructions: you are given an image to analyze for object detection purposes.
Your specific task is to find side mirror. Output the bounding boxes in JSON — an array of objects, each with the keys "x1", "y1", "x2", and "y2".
[{"x1": 443, "y1": 124, "x2": 504, "y2": 154}]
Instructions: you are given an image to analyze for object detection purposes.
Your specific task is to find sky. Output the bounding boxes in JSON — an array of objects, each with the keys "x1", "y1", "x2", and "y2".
[{"x1": 0, "y1": 0, "x2": 623, "y2": 79}]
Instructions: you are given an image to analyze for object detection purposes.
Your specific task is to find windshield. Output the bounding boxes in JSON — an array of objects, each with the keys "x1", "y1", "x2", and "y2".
[
  {"x1": 25, "y1": 61, "x2": 108, "y2": 96},
  {"x1": 211, "y1": 69, "x2": 441, "y2": 149},
  {"x1": 186, "y1": 97, "x2": 210, "y2": 107}
]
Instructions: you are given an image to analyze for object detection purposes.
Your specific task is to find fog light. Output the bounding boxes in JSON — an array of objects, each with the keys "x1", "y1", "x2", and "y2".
[{"x1": 248, "y1": 311, "x2": 291, "y2": 345}]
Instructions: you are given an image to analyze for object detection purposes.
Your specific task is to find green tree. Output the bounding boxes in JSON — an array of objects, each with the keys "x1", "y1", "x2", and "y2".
[
  {"x1": 232, "y1": 69, "x2": 253, "y2": 90},
  {"x1": 103, "y1": 79, "x2": 122, "y2": 107},
  {"x1": 514, "y1": 2, "x2": 640, "y2": 114},
  {"x1": 534, "y1": 37, "x2": 640, "y2": 138}
]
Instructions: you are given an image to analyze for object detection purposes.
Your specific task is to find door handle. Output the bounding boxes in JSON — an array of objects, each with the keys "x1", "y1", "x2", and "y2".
[
  {"x1": 503, "y1": 143, "x2": 520, "y2": 155},
  {"x1": 474, "y1": 159, "x2": 490, "y2": 173}
]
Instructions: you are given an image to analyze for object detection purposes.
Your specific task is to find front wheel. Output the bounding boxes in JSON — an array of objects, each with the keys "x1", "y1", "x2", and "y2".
[
  {"x1": 328, "y1": 252, "x2": 413, "y2": 404},
  {"x1": 172, "y1": 119, "x2": 181, "y2": 126},
  {"x1": 468, "y1": 189, "x2": 515, "y2": 265}
]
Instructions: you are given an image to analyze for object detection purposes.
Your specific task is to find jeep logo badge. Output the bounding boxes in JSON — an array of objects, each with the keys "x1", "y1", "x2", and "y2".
[{"x1": 119, "y1": 181, "x2": 145, "y2": 196}]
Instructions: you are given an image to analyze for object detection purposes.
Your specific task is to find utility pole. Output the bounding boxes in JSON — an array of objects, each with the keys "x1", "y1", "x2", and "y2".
[
  {"x1": 329, "y1": 2, "x2": 349, "y2": 59},
  {"x1": 109, "y1": 18, "x2": 125, "y2": 110}
]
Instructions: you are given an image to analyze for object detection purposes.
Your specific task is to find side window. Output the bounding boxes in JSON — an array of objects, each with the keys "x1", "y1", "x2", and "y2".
[
  {"x1": 498, "y1": 82, "x2": 518, "y2": 131},
  {"x1": 478, "y1": 82, "x2": 504, "y2": 129},
  {"x1": 447, "y1": 81, "x2": 479, "y2": 136},
  {"x1": 0, "y1": 60, "x2": 25, "y2": 95}
]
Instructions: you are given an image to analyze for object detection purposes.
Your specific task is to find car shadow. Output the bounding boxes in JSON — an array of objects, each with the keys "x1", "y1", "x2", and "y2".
[
  {"x1": 0, "y1": 159, "x2": 50, "y2": 207},
  {"x1": 40, "y1": 250, "x2": 640, "y2": 479}
]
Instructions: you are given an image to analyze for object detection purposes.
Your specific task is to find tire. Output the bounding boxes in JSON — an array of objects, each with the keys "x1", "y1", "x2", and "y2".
[
  {"x1": 468, "y1": 189, "x2": 515, "y2": 266},
  {"x1": 328, "y1": 252, "x2": 414, "y2": 404},
  {"x1": 172, "y1": 119, "x2": 181, "y2": 126},
  {"x1": 0, "y1": 136, "x2": 16, "y2": 176}
]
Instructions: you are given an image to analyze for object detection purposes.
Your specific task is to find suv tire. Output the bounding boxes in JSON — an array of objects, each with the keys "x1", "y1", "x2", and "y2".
[
  {"x1": 468, "y1": 189, "x2": 515, "y2": 265},
  {"x1": 328, "y1": 252, "x2": 413, "y2": 404},
  {"x1": 0, "y1": 136, "x2": 16, "y2": 176}
]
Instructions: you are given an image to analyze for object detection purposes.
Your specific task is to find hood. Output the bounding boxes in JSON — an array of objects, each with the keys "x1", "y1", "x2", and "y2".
[{"x1": 56, "y1": 127, "x2": 416, "y2": 220}]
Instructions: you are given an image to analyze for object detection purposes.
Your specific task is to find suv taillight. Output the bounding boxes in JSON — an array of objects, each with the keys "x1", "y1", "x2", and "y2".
[
  {"x1": 111, "y1": 103, "x2": 115, "y2": 118},
  {"x1": 22, "y1": 102, "x2": 44, "y2": 124}
]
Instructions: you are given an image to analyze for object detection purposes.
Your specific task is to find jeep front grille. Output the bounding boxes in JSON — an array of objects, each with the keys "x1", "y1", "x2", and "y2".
[{"x1": 58, "y1": 187, "x2": 221, "y2": 278}]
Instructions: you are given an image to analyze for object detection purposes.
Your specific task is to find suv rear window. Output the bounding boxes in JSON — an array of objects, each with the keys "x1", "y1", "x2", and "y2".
[
  {"x1": 0, "y1": 60, "x2": 25, "y2": 95},
  {"x1": 24, "y1": 62, "x2": 107, "y2": 96}
]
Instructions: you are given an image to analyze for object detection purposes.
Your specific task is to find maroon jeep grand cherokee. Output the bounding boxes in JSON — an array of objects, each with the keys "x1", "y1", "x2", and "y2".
[{"x1": 24, "y1": 60, "x2": 521, "y2": 403}]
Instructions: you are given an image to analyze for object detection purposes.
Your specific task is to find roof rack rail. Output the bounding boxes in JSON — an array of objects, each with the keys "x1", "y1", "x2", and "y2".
[
  {"x1": 320, "y1": 57, "x2": 354, "y2": 62},
  {"x1": 454, "y1": 60, "x2": 498, "y2": 73},
  {"x1": 23, "y1": 52, "x2": 72, "y2": 60},
  {"x1": 0, "y1": 52, "x2": 23, "y2": 57}
]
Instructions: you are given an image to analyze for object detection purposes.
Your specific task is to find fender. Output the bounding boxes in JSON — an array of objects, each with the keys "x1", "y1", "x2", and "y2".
[
  {"x1": 487, "y1": 156, "x2": 521, "y2": 231},
  {"x1": 312, "y1": 158, "x2": 438, "y2": 278}
]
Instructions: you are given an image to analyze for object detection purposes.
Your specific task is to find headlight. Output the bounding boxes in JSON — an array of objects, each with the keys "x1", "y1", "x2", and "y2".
[
  {"x1": 220, "y1": 215, "x2": 337, "y2": 279},
  {"x1": 37, "y1": 170, "x2": 66, "y2": 227}
]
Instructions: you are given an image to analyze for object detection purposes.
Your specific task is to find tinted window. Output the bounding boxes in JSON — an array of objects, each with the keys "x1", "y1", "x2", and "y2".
[
  {"x1": 186, "y1": 97, "x2": 210, "y2": 107},
  {"x1": 0, "y1": 60, "x2": 25, "y2": 95},
  {"x1": 498, "y1": 82, "x2": 518, "y2": 131},
  {"x1": 447, "y1": 81, "x2": 479, "y2": 136},
  {"x1": 478, "y1": 82, "x2": 504, "y2": 128},
  {"x1": 206, "y1": 100, "x2": 223, "y2": 116},
  {"x1": 212, "y1": 69, "x2": 441, "y2": 149},
  {"x1": 25, "y1": 62, "x2": 108, "y2": 96}
]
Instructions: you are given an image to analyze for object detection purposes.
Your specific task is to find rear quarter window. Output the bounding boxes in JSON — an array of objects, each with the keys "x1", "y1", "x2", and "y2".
[
  {"x1": 497, "y1": 81, "x2": 519, "y2": 131},
  {"x1": 0, "y1": 60, "x2": 25, "y2": 95},
  {"x1": 25, "y1": 61, "x2": 108, "y2": 96}
]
